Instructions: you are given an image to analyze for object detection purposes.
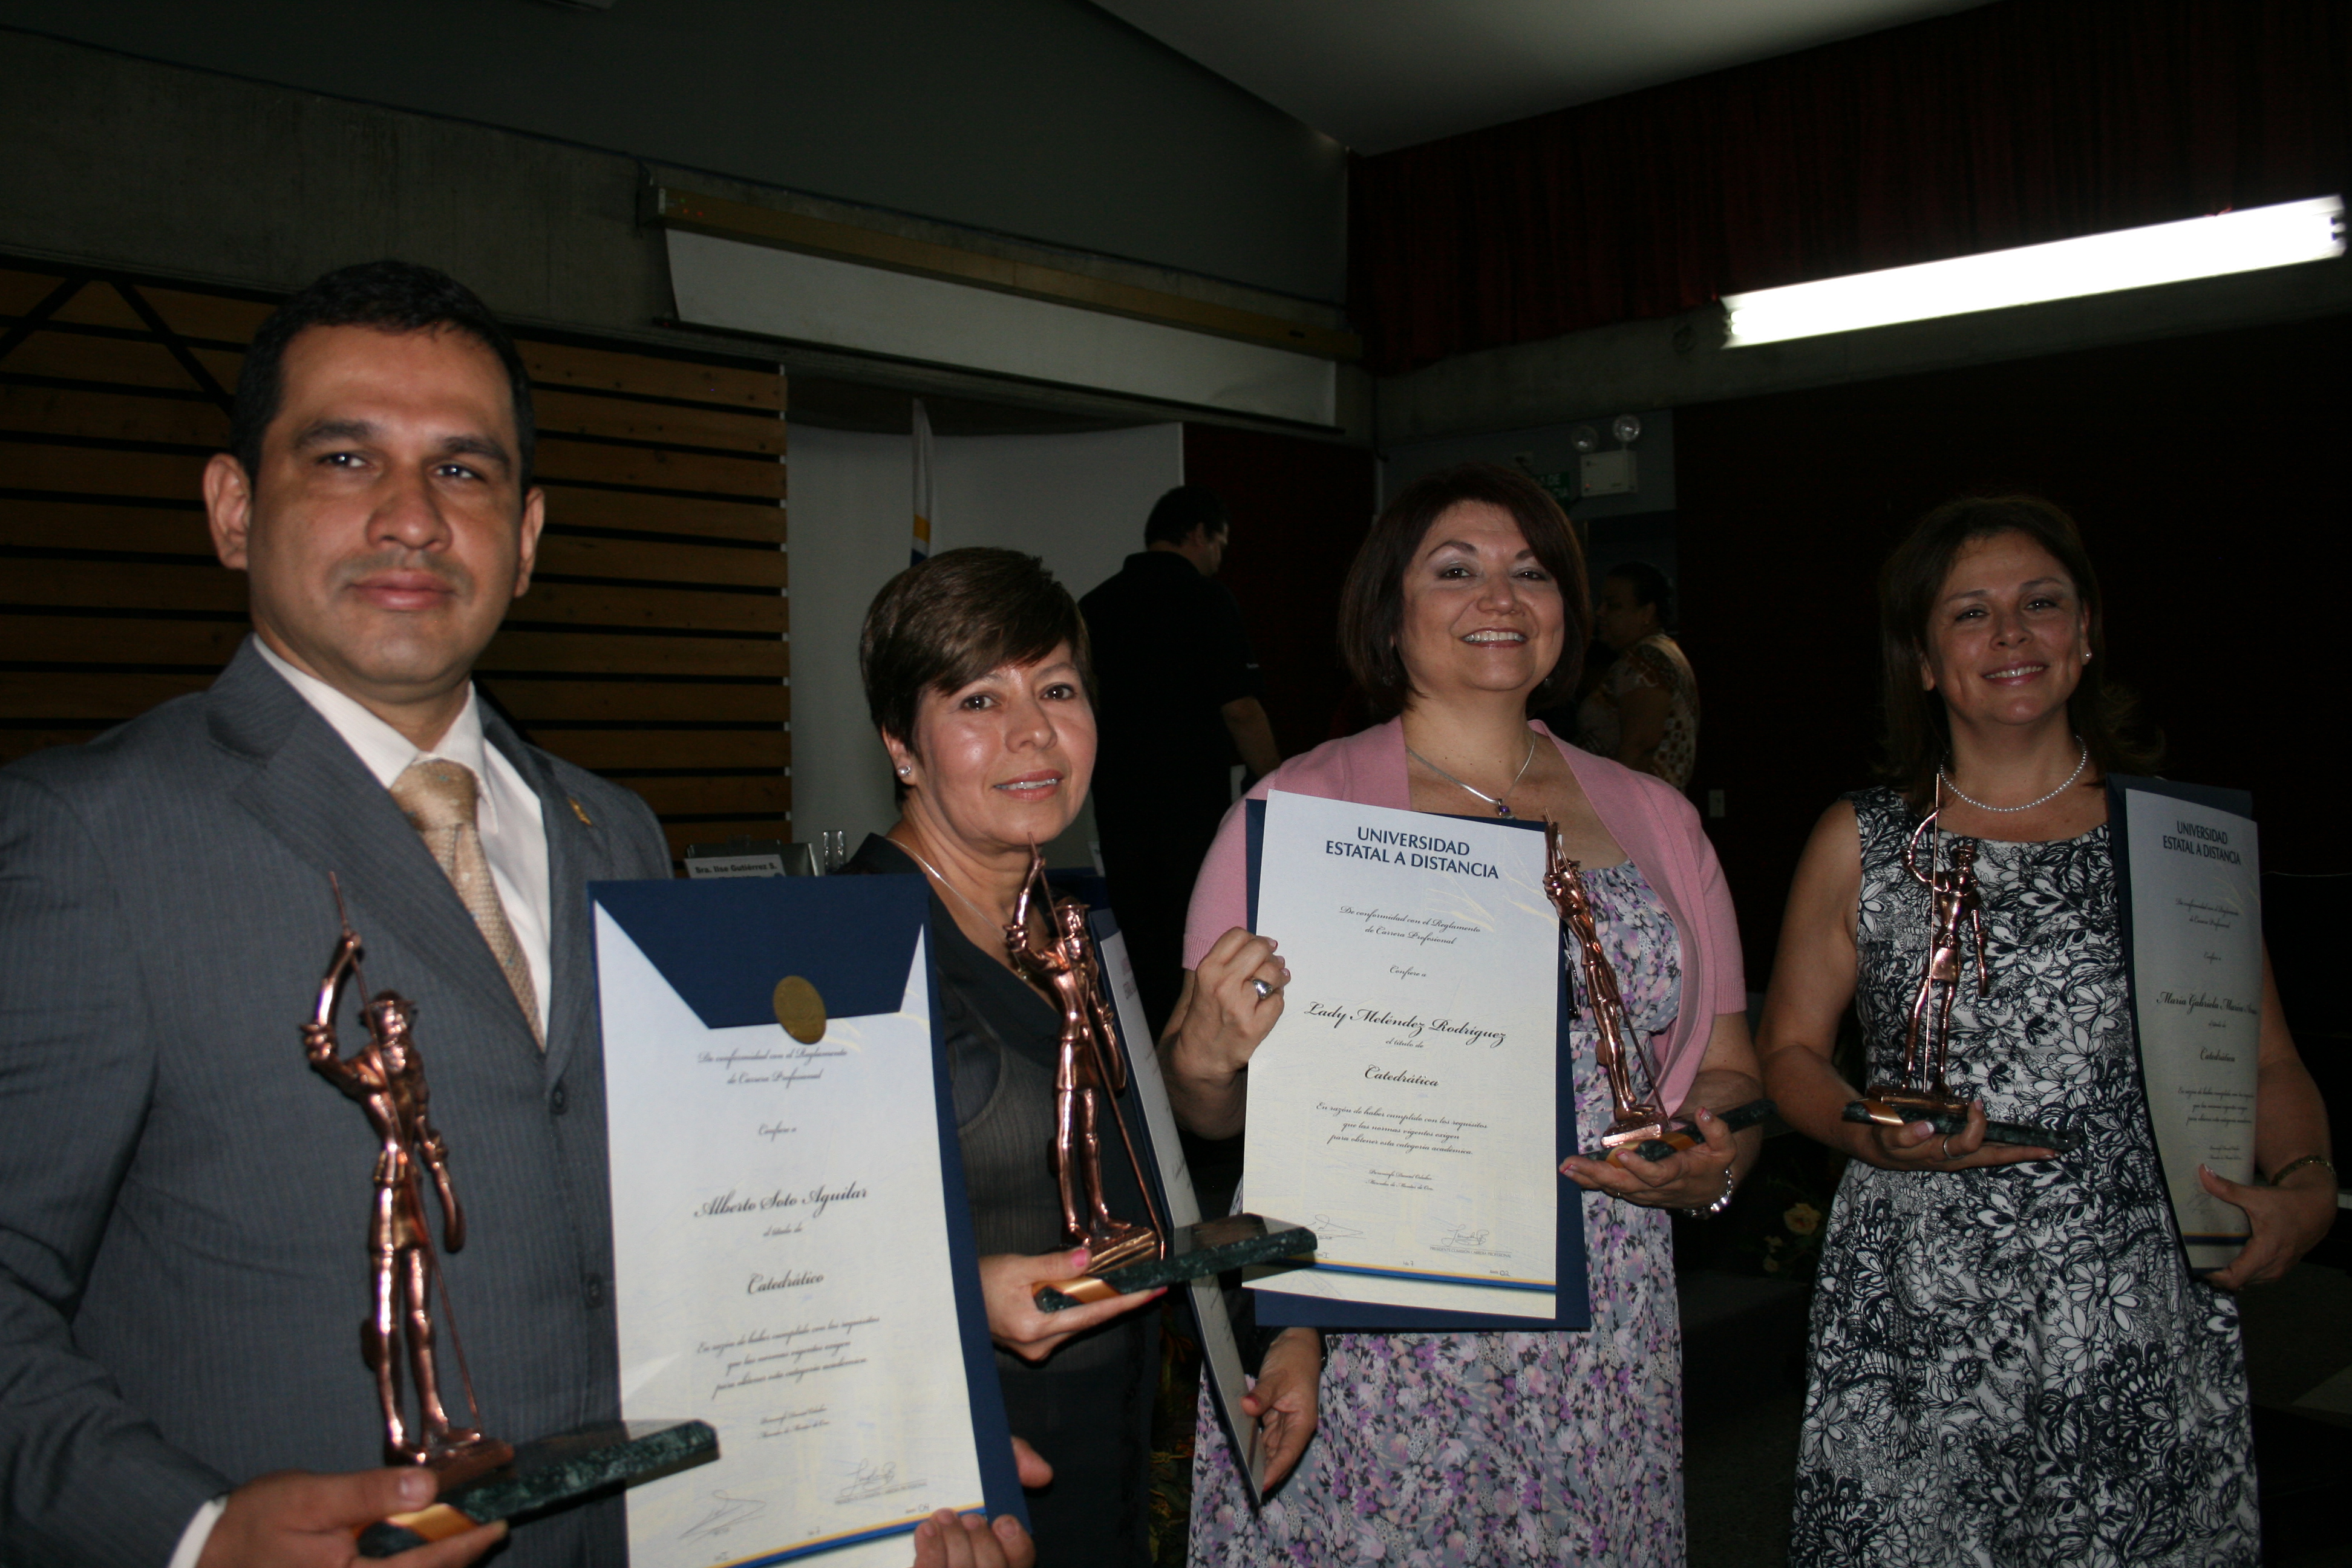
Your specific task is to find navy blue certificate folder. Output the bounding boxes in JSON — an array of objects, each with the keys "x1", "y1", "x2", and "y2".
[{"x1": 1239, "y1": 800, "x2": 1593, "y2": 1332}]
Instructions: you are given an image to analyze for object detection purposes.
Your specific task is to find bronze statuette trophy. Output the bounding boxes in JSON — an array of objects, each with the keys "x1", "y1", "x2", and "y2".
[
  {"x1": 309, "y1": 890, "x2": 716, "y2": 1557},
  {"x1": 305, "y1": 923, "x2": 506, "y2": 1476},
  {"x1": 1840, "y1": 806, "x2": 2075, "y2": 1152},
  {"x1": 1004, "y1": 851, "x2": 1318, "y2": 1311},
  {"x1": 1544, "y1": 825, "x2": 1773, "y2": 1163},
  {"x1": 1007, "y1": 862, "x2": 1165, "y2": 1281}
]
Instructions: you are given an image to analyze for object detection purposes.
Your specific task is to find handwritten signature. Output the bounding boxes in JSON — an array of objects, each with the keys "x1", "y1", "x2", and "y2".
[
  {"x1": 836, "y1": 1459, "x2": 927, "y2": 1504},
  {"x1": 1429, "y1": 1220, "x2": 1511, "y2": 1257},
  {"x1": 680, "y1": 1491, "x2": 770, "y2": 1542}
]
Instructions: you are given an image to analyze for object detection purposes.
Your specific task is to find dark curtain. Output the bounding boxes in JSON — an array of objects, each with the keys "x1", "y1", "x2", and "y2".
[
  {"x1": 1350, "y1": 0, "x2": 2352, "y2": 373},
  {"x1": 1180, "y1": 425, "x2": 1377, "y2": 754},
  {"x1": 1671, "y1": 310, "x2": 2348, "y2": 979}
]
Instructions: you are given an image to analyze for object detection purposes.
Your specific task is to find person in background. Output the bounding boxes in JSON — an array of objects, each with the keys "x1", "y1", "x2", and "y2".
[
  {"x1": 1082, "y1": 485, "x2": 1281, "y2": 1033},
  {"x1": 1759, "y1": 495, "x2": 2331, "y2": 1566},
  {"x1": 846, "y1": 548, "x2": 1181, "y2": 1566},
  {"x1": 1165, "y1": 463, "x2": 1760, "y2": 1566},
  {"x1": 1578, "y1": 560, "x2": 1700, "y2": 788}
]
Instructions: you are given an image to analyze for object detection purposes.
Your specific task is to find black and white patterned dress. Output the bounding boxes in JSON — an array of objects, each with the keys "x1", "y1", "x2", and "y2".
[{"x1": 1789, "y1": 789, "x2": 2256, "y2": 1567}]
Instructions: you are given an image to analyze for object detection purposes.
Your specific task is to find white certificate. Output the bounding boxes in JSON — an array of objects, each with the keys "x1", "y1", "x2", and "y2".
[
  {"x1": 1243, "y1": 791, "x2": 1560, "y2": 1318},
  {"x1": 2112, "y1": 777, "x2": 2264, "y2": 1272},
  {"x1": 595, "y1": 881, "x2": 1006, "y2": 1567}
]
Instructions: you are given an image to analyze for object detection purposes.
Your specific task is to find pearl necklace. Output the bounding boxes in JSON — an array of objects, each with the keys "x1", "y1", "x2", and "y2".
[
  {"x1": 1406, "y1": 734, "x2": 1540, "y2": 817},
  {"x1": 1939, "y1": 739, "x2": 2088, "y2": 814}
]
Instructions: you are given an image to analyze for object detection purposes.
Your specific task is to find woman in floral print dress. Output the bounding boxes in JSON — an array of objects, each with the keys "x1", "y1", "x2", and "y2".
[
  {"x1": 1758, "y1": 496, "x2": 2335, "y2": 1567},
  {"x1": 1160, "y1": 464, "x2": 1763, "y2": 1565}
]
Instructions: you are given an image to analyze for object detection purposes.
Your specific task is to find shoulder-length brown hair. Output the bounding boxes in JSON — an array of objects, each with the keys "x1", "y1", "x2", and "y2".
[
  {"x1": 1338, "y1": 462, "x2": 1590, "y2": 722},
  {"x1": 1878, "y1": 494, "x2": 2158, "y2": 807},
  {"x1": 860, "y1": 548, "x2": 1094, "y2": 797}
]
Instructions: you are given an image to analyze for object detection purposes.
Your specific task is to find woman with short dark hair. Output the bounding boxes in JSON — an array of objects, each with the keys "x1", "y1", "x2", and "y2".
[
  {"x1": 844, "y1": 547, "x2": 1262, "y2": 1566},
  {"x1": 1759, "y1": 495, "x2": 2332, "y2": 1565},
  {"x1": 1166, "y1": 463, "x2": 1763, "y2": 1564}
]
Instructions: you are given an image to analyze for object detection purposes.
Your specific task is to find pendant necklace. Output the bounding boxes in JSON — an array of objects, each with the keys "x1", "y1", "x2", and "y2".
[
  {"x1": 1939, "y1": 738, "x2": 2088, "y2": 814},
  {"x1": 1406, "y1": 734, "x2": 1540, "y2": 817}
]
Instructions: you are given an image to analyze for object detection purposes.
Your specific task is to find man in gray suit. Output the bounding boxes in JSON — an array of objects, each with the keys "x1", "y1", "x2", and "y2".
[{"x1": 0, "y1": 263, "x2": 669, "y2": 1567}]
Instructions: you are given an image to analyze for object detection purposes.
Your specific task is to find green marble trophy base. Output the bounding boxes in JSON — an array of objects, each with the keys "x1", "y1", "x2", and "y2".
[
  {"x1": 357, "y1": 1419, "x2": 719, "y2": 1557},
  {"x1": 1843, "y1": 1096, "x2": 2076, "y2": 1154},
  {"x1": 1034, "y1": 1215, "x2": 1318, "y2": 1312}
]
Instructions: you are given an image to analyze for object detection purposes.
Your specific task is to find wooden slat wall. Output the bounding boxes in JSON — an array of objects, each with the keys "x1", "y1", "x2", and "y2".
[{"x1": 0, "y1": 262, "x2": 788, "y2": 863}]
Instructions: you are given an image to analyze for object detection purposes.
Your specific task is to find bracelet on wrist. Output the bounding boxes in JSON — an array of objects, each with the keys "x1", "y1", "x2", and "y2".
[
  {"x1": 1681, "y1": 1164, "x2": 1737, "y2": 1220},
  {"x1": 2269, "y1": 1153, "x2": 2337, "y2": 1187}
]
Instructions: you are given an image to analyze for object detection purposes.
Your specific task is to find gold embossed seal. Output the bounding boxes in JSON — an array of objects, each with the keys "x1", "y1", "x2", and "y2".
[{"x1": 772, "y1": 976, "x2": 827, "y2": 1044}]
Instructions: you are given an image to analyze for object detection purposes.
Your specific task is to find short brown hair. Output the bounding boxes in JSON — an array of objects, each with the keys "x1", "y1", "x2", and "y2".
[
  {"x1": 1338, "y1": 462, "x2": 1589, "y2": 721},
  {"x1": 1877, "y1": 494, "x2": 2158, "y2": 807},
  {"x1": 860, "y1": 549, "x2": 1094, "y2": 791}
]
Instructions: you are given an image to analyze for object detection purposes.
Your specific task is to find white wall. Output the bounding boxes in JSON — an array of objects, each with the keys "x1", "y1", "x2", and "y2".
[
  {"x1": 789, "y1": 422, "x2": 1185, "y2": 864},
  {"x1": 930, "y1": 426, "x2": 1185, "y2": 621},
  {"x1": 670, "y1": 232, "x2": 1336, "y2": 426},
  {"x1": 786, "y1": 427, "x2": 909, "y2": 855}
]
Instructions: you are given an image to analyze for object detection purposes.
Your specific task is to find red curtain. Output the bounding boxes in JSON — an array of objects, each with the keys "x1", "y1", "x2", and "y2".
[{"x1": 1348, "y1": 0, "x2": 2352, "y2": 374}]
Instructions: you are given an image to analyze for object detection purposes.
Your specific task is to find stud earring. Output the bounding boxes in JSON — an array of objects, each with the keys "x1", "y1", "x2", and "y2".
[{"x1": 897, "y1": 764, "x2": 912, "y2": 777}]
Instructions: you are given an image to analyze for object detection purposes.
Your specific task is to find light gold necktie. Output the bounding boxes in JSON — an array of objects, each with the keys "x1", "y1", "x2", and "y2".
[{"x1": 390, "y1": 759, "x2": 543, "y2": 1047}]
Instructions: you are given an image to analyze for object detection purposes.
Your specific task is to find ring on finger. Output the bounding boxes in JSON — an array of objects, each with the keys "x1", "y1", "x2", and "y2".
[
  {"x1": 1251, "y1": 978, "x2": 1273, "y2": 1000},
  {"x1": 1939, "y1": 1134, "x2": 1954, "y2": 1163}
]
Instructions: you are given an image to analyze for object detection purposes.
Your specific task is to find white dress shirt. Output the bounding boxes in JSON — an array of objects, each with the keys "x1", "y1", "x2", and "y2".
[
  {"x1": 255, "y1": 640, "x2": 553, "y2": 1035},
  {"x1": 169, "y1": 644, "x2": 558, "y2": 1567}
]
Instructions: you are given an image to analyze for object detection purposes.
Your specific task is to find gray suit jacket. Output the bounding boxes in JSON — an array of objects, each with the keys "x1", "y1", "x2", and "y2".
[{"x1": 0, "y1": 641, "x2": 672, "y2": 1566}]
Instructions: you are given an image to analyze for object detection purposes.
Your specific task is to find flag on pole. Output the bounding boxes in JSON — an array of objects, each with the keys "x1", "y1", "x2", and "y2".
[{"x1": 911, "y1": 397, "x2": 934, "y2": 567}]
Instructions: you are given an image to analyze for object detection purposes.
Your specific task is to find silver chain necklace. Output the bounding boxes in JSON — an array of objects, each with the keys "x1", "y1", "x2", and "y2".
[
  {"x1": 1406, "y1": 734, "x2": 1540, "y2": 817},
  {"x1": 890, "y1": 832, "x2": 1013, "y2": 927},
  {"x1": 1939, "y1": 739, "x2": 2088, "y2": 814}
]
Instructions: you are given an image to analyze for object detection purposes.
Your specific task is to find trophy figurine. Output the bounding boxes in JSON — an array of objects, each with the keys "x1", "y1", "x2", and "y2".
[
  {"x1": 1003, "y1": 849, "x2": 1319, "y2": 1311},
  {"x1": 1005, "y1": 855, "x2": 1165, "y2": 1279},
  {"x1": 305, "y1": 915, "x2": 507, "y2": 1475},
  {"x1": 1840, "y1": 808, "x2": 2076, "y2": 1152},
  {"x1": 310, "y1": 886, "x2": 717, "y2": 1558},
  {"x1": 1546, "y1": 824, "x2": 1682, "y2": 1149},
  {"x1": 1544, "y1": 825, "x2": 1775, "y2": 1163}
]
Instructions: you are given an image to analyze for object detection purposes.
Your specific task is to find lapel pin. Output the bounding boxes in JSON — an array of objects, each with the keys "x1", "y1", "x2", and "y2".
[{"x1": 569, "y1": 798, "x2": 593, "y2": 827}]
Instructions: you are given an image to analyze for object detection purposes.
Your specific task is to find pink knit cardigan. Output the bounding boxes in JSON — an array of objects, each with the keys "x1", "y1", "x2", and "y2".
[{"x1": 1181, "y1": 717, "x2": 1746, "y2": 1111}]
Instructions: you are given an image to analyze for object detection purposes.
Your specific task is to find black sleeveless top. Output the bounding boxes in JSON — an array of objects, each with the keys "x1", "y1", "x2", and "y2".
[{"x1": 842, "y1": 835, "x2": 1157, "y2": 1566}]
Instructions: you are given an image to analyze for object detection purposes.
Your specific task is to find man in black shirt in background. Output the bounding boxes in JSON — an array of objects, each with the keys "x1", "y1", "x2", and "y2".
[{"x1": 1080, "y1": 486, "x2": 1279, "y2": 1033}]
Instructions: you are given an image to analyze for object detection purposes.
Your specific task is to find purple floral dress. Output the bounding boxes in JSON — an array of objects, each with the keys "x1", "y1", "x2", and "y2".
[{"x1": 1189, "y1": 860, "x2": 1688, "y2": 1566}]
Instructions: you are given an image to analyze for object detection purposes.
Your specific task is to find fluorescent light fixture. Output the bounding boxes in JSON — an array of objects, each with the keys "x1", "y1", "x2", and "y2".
[{"x1": 1723, "y1": 195, "x2": 2345, "y2": 348}]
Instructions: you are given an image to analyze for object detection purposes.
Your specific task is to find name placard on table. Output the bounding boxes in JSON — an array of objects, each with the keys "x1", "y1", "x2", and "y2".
[
  {"x1": 2109, "y1": 776, "x2": 2264, "y2": 1273},
  {"x1": 592, "y1": 877, "x2": 1021, "y2": 1567}
]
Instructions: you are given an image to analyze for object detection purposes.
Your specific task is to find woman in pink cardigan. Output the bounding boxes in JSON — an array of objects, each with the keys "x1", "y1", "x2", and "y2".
[{"x1": 1163, "y1": 463, "x2": 1763, "y2": 1566}]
